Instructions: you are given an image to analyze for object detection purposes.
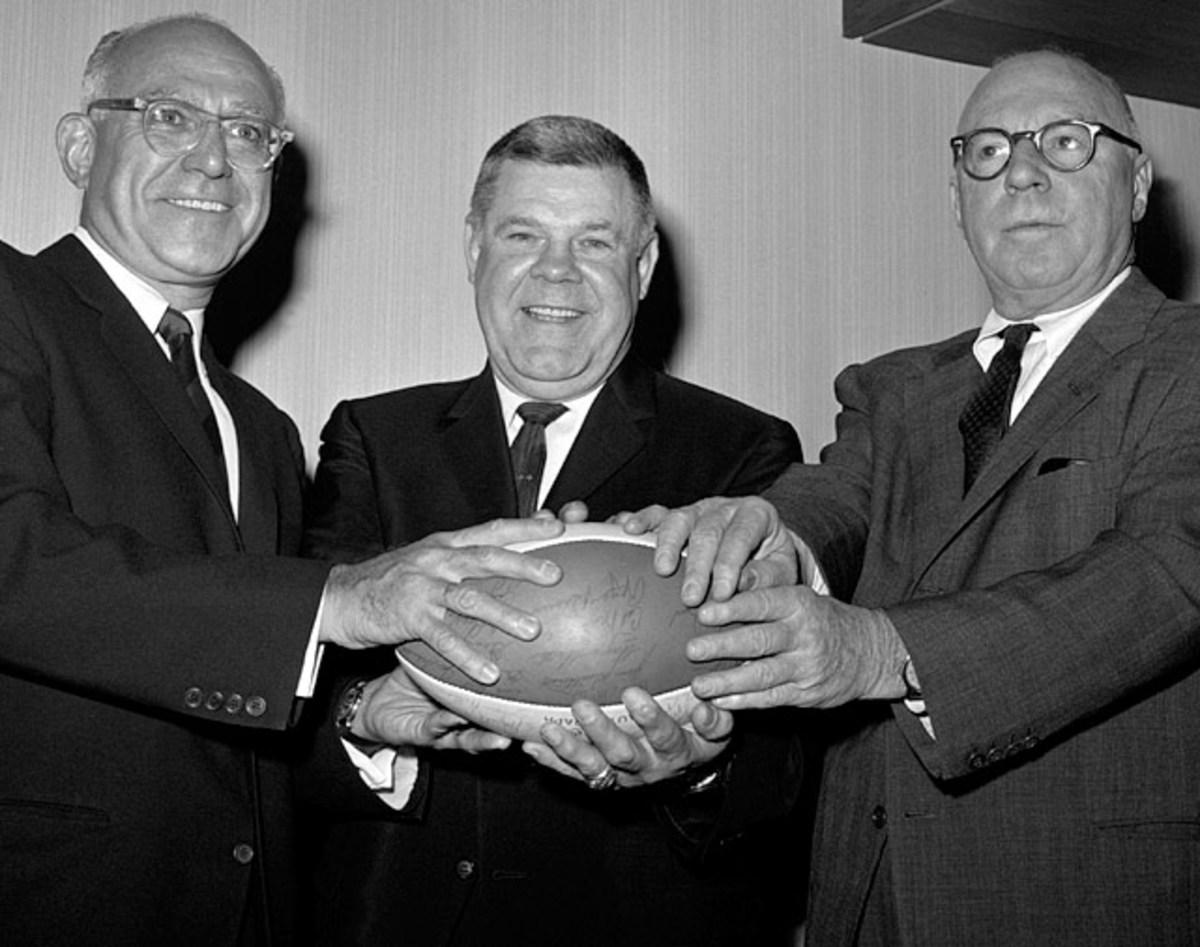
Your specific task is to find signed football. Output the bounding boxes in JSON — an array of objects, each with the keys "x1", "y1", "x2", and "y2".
[{"x1": 395, "y1": 523, "x2": 737, "y2": 742}]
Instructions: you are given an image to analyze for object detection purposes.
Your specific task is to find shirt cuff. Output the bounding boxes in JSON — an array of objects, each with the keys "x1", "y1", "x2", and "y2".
[
  {"x1": 790, "y1": 529, "x2": 830, "y2": 596},
  {"x1": 343, "y1": 741, "x2": 420, "y2": 809},
  {"x1": 295, "y1": 592, "x2": 327, "y2": 698}
]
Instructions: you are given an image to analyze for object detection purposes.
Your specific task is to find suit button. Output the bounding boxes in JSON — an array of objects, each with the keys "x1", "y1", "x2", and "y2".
[
  {"x1": 967, "y1": 752, "x2": 986, "y2": 770},
  {"x1": 205, "y1": 690, "x2": 225, "y2": 712},
  {"x1": 870, "y1": 805, "x2": 887, "y2": 829},
  {"x1": 455, "y1": 859, "x2": 477, "y2": 880},
  {"x1": 985, "y1": 747, "x2": 1004, "y2": 765},
  {"x1": 245, "y1": 696, "x2": 267, "y2": 718},
  {"x1": 224, "y1": 693, "x2": 244, "y2": 715},
  {"x1": 184, "y1": 687, "x2": 204, "y2": 709},
  {"x1": 232, "y1": 843, "x2": 255, "y2": 865}
]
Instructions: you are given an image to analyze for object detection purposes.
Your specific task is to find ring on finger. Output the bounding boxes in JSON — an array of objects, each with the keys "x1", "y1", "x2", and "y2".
[{"x1": 584, "y1": 764, "x2": 618, "y2": 791}]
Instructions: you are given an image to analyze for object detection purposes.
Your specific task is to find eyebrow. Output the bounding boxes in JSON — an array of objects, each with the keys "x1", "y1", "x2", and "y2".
[{"x1": 136, "y1": 88, "x2": 273, "y2": 119}]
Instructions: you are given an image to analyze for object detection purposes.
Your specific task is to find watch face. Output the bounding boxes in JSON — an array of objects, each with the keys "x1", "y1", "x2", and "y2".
[{"x1": 336, "y1": 680, "x2": 365, "y2": 732}]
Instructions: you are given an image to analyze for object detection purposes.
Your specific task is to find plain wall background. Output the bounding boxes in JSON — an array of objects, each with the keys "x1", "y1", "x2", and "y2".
[{"x1": 4, "y1": 0, "x2": 1200, "y2": 465}]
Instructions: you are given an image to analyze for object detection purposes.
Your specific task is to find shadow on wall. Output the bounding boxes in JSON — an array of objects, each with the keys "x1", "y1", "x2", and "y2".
[
  {"x1": 631, "y1": 222, "x2": 686, "y2": 371},
  {"x1": 207, "y1": 141, "x2": 313, "y2": 367},
  {"x1": 1136, "y1": 175, "x2": 1195, "y2": 301}
]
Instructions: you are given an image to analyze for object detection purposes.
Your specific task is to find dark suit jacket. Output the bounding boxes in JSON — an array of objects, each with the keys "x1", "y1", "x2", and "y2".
[
  {"x1": 301, "y1": 356, "x2": 809, "y2": 946},
  {"x1": 766, "y1": 269, "x2": 1200, "y2": 946},
  {"x1": 0, "y1": 237, "x2": 331, "y2": 946}
]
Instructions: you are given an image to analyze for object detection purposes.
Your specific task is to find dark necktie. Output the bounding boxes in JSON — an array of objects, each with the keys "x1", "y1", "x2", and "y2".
[
  {"x1": 958, "y1": 322, "x2": 1038, "y2": 492},
  {"x1": 510, "y1": 401, "x2": 567, "y2": 517},
  {"x1": 157, "y1": 308, "x2": 226, "y2": 476}
]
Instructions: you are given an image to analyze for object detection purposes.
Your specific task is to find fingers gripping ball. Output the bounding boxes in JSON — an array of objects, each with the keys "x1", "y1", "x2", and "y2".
[{"x1": 395, "y1": 523, "x2": 739, "y2": 742}]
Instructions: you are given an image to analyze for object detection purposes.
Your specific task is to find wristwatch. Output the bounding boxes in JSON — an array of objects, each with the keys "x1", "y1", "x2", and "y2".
[{"x1": 335, "y1": 679, "x2": 385, "y2": 752}]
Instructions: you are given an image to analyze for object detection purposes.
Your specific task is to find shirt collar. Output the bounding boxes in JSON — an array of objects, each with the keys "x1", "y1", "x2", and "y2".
[
  {"x1": 493, "y1": 372, "x2": 603, "y2": 435},
  {"x1": 73, "y1": 226, "x2": 206, "y2": 339},
  {"x1": 974, "y1": 266, "x2": 1132, "y2": 365}
]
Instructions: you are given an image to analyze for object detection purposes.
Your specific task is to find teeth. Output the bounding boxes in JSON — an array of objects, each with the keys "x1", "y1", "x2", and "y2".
[
  {"x1": 524, "y1": 306, "x2": 581, "y2": 320},
  {"x1": 168, "y1": 198, "x2": 229, "y2": 213}
]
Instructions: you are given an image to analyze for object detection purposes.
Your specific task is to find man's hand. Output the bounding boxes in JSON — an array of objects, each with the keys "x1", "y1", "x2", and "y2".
[
  {"x1": 688, "y1": 585, "x2": 907, "y2": 709},
  {"x1": 522, "y1": 688, "x2": 733, "y2": 789},
  {"x1": 352, "y1": 666, "x2": 512, "y2": 753},
  {"x1": 319, "y1": 517, "x2": 565, "y2": 683},
  {"x1": 620, "y1": 497, "x2": 799, "y2": 605}
]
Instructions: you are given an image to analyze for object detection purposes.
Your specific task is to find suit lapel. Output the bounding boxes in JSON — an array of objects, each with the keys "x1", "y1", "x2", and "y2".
[
  {"x1": 39, "y1": 237, "x2": 237, "y2": 529},
  {"x1": 208, "y1": 362, "x2": 264, "y2": 551},
  {"x1": 906, "y1": 334, "x2": 980, "y2": 572},
  {"x1": 913, "y1": 270, "x2": 1162, "y2": 579},
  {"x1": 442, "y1": 369, "x2": 519, "y2": 518},
  {"x1": 544, "y1": 357, "x2": 650, "y2": 511}
]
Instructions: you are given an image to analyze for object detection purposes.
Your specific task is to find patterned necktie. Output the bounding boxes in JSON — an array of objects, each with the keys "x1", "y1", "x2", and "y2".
[
  {"x1": 157, "y1": 307, "x2": 226, "y2": 476},
  {"x1": 510, "y1": 401, "x2": 567, "y2": 517},
  {"x1": 958, "y1": 322, "x2": 1038, "y2": 492}
]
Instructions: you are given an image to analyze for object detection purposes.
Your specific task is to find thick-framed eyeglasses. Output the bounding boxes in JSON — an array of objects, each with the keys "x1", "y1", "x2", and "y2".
[
  {"x1": 950, "y1": 119, "x2": 1142, "y2": 181},
  {"x1": 87, "y1": 97, "x2": 294, "y2": 172}
]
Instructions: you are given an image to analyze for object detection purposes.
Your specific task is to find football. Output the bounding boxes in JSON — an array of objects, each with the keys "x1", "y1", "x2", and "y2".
[{"x1": 395, "y1": 522, "x2": 738, "y2": 742}]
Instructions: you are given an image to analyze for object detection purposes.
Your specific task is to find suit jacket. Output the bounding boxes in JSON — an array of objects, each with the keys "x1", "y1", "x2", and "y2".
[
  {"x1": 0, "y1": 237, "x2": 331, "y2": 946},
  {"x1": 301, "y1": 356, "x2": 810, "y2": 946},
  {"x1": 765, "y1": 269, "x2": 1200, "y2": 947}
]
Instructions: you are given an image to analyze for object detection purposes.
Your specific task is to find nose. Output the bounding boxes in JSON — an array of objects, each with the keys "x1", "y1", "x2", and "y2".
[
  {"x1": 181, "y1": 119, "x2": 233, "y2": 178},
  {"x1": 530, "y1": 239, "x2": 581, "y2": 282},
  {"x1": 1003, "y1": 138, "x2": 1050, "y2": 192}
]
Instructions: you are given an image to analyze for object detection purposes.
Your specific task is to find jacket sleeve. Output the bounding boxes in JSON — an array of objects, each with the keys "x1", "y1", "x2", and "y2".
[{"x1": 0, "y1": 249, "x2": 329, "y2": 732}]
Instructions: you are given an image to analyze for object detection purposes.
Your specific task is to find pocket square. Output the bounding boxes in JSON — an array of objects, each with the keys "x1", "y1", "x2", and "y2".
[{"x1": 1037, "y1": 457, "x2": 1090, "y2": 475}]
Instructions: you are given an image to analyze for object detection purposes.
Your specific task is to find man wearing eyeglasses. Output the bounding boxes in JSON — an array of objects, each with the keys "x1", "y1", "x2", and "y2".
[
  {"x1": 623, "y1": 49, "x2": 1200, "y2": 945},
  {"x1": 0, "y1": 14, "x2": 569, "y2": 947}
]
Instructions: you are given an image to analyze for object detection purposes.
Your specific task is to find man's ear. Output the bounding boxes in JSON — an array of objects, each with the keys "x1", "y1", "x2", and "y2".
[
  {"x1": 463, "y1": 219, "x2": 482, "y2": 285},
  {"x1": 56, "y1": 113, "x2": 96, "y2": 189},
  {"x1": 1131, "y1": 154, "x2": 1154, "y2": 224},
  {"x1": 636, "y1": 231, "x2": 660, "y2": 300},
  {"x1": 950, "y1": 175, "x2": 964, "y2": 233}
]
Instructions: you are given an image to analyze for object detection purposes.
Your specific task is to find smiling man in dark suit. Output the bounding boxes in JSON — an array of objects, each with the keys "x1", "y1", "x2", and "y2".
[
  {"x1": 635, "y1": 50, "x2": 1200, "y2": 947},
  {"x1": 0, "y1": 15, "x2": 567, "y2": 947},
  {"x1": 302, "y1": 115, "x2": 810, "y2": 946}
]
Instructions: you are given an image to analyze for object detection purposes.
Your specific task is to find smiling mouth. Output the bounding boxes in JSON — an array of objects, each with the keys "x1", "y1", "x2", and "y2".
[
  {"x1": 166, "y1": 198, "x2": 231, "y2": 213},
  {"x1": 522, "y1": 305, "x2": 584, "y2": 322}
]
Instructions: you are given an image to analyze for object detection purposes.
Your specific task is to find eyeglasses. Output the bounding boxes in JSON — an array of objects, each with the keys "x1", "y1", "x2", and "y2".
[
  {"x1": 87, "y1": 97, "x2": 294, "y2": 172},
  {"x1": 950, "y1": 119, "x2": 1142, "y2": 181}
]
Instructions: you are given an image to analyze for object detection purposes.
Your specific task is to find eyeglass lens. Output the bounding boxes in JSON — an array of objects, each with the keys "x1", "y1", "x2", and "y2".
[
  {"x1": 142, "y1": 100, "x2": 281, "y2": 170},
  {"x1": 962, "y1": 122, "x2": 1095, "y2": 178}
]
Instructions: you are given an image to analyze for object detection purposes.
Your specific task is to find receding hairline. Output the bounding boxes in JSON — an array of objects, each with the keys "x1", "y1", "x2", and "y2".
[
  {"x1": 959, "y1": 48, "x2": 1139, "y2": 138},
  {"x1": 80, "y1": 12, "x2": 287, "y2": 119}
]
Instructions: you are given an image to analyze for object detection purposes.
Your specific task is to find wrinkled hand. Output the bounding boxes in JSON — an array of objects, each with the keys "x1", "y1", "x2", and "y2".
[
  {"x1": 319, "y1": 517, "x2": 565, "y2": 683},
  {"x1": 522, "y1": 688, "x2": 733, "y2": 789},
  {"x1": 687, "y1": 585, "x2": 907, "y2": 709},
  {"x1": 352, "y1": 666, "x2": 511, "y2": 753},
  {"x1": 620, "y1": 497, "x2": 798, "y2": 606}
]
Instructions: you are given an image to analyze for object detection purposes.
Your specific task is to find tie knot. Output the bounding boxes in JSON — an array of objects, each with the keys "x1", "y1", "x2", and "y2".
[
  {"x1": 157, "y1": 307, "x2": 194, "y2": 345},
  {"x1": 999, "y1": 321, "x2": 1037, "y2": 352},
  {"x1": 517, "y1": 401, "x2": 567, "y2": 427}
]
